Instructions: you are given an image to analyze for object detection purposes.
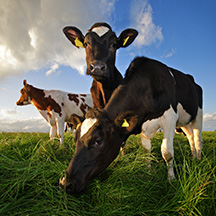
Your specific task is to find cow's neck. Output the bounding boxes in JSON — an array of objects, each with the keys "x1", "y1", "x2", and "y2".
[
  {"x1": 104, "y1": 82, "x2": 152, "y2": 127},
  {"x1": 98, "y1": 67, "x2": 123, "y2": 104},
  {"x1": 104, "y1": 84, "x2": 129, "y2": 120},
  {"x1": 28, "y1": 85, "x2": 46, "y2": 110}
]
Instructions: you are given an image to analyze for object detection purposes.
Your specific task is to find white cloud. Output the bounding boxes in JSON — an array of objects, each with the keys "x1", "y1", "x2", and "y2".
[
  {"x1": 130, "y1": 0, "x2": 163, "y2": 47},
  {"x1": 0, "y1": 0, "x2": 116, "y2": 80},
  {"x1": 203, "y1": 112, "x2": 216, "y2": 121},
  {"x1": 161, "y1": 48, "x2": 176, "y2": 59},
  {"x1": 0, "y1": 108, "x2": 49, "y2": 132},
  {"x1": 46, "y1": 63, "x2": 60, "y2": 76},
  {"x1": 0, "y1": 117, "x2": 50, "y2": 133},
  {"x1": 0, "y1": 108, "x2": 18, "y2": 117},
  {"x1": 203, "y1": 112, "x2": 216, "y2": 131}
]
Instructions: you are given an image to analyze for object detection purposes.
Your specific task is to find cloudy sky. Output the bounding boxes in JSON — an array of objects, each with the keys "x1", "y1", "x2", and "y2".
[{"x1": 0, "y1": 0, "x2": 215, "y2": 132}]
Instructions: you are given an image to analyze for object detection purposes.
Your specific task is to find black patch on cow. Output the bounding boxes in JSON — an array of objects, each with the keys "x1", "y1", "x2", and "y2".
[
  {"x1": 27, "y1": 85, "x2": 62, "y2": 117},
  {"x1": 68, "y1": 94, "x2": 79, "y2": 106}
]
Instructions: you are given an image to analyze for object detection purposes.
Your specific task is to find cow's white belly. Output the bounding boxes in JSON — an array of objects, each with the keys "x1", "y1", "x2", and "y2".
[{"x1": 176, "y1": 103, "x2": 191, "y2": 127}]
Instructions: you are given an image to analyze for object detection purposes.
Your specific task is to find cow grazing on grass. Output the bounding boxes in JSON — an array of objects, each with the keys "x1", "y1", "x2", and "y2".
[
  {"x1": 16, "y1": 80, "x2": 93, "y2": 146},
  {"x1": 63, "y1": 22, "x2": 138, "y2": 108},
  {"x1": 60, "y1": 57, "x2": 203, "y2": 194}
]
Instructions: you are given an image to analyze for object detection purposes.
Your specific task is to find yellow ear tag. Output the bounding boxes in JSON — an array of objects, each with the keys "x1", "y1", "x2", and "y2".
[
  {"x1": 122, "y1": 119, "x2": 130, "y2": 127},
  {"x1": 76, "y1": 123, "x2": 81, "y2": 130},
  {"x1": 123, "y1": 36, "x2": 130, "y2": 46},
  {"x1": 74, "y1": 37, "x2": 84, "y2": 48}
]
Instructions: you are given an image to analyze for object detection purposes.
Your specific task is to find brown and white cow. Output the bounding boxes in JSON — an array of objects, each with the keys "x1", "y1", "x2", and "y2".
[
  {"x1": 16, "y1": 80, "x2": 93, "y2": 146},
  {"x1": 60, "y1": 57, "x2": 203, "y2": 194},
  {"x1": 63, "y1": 22, "x2": 138, "y2": 108}
]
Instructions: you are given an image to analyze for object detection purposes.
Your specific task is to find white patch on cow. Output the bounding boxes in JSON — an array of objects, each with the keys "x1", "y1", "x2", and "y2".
[
  {"x1": 140, "y1": 105, "x2": 178, "y2": 181},
  {"x1": 141, "y1": 105, "x2": 178, "y2": 139},
  {"x1": 176, "y1": 103, "x2": 191, "y2": 127},
  {"x1": 91, "y1": 26, "x2": 110, "y2": 37},
  {"x1": 80, "y1": 118, "x2": 97, "y2": 138},
  {"x1": 141, "y1": 118, "x2": 160, "y2": 139}
]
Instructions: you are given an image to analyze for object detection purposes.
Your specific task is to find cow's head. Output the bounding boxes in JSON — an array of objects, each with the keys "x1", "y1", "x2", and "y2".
[
  {"x1": 60, "y1": 108, "x2": 138, "y2": 194},
  {"x1": 16, "y1": 80, "x2": 31, "y2": 106},
  {"x1": 63, "y1": 22, "x2": 138, "y2": 81}
]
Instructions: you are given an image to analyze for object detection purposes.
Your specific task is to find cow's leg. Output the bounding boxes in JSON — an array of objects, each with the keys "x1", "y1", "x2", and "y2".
[
  {"x1": 161, "y1": 108, "x2": 178, "y2": 181},
  {"x1": 48, "y1": 114, "x2": 57, "y2": 141},
  {"x1": 56, "y1": 119, "x2": 65, "y2": 146},
  {"x1": 141, "y1": 118, "x2": 160, "y2": 168},
  {"x1": 140, "y1": 132, "x2": 151, "y2": 168},
  {"x1": 191, "y1": 108, "x2": 203, "y2": 159},
  {"x1": 50, "y1": 125, "x2": 57, "y2": 141},
  {"x1": 180, "y1": 124, "x2": 197, "y2": 158}
]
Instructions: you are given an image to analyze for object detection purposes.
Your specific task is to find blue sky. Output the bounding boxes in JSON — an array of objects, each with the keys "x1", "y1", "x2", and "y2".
[{"x1": 0, "y1": 0, "x2": 215, "y2": 132}]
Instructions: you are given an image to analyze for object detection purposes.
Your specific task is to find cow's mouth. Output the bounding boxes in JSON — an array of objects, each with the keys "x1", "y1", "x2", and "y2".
[{"x1": 59, "y1": 176, "x2": 86, "y2": 194}]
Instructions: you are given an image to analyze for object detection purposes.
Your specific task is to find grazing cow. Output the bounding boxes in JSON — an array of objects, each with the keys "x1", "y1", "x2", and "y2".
[
  {"x1": 16, "y1": 80, "x2": 93, "y2": 146},
  {"x1": 60, "y1": 57, "x2": 203, "y2": 194},
  {"x1": 63, "y1": 22, "x2": 138, "y2": 108}
]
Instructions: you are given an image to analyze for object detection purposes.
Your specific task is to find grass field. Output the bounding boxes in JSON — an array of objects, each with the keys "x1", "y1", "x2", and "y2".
[{"x1": 0, "y1": 131, "x2": 215, "y2": 216}]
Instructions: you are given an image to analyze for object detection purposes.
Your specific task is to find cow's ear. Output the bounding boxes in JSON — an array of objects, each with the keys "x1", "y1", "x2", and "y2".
[
  {"x1": 114, "y1": 111, "x2": 138, "y2": 133},
  {"x1": 117, "y1": 29, "x2": 138, "y2": 49},
  {"x1": 70, "y1": 114, "x2": 85, "y2": 130},
  {"x1": 63, "y1": 26, "x2": 85, "y2": 48},
  {"x1": 23, "y1": 79, "x2": 27, "y2": 87}
]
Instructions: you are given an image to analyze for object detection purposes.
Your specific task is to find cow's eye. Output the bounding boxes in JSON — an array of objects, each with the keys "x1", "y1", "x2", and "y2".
[
  {"x1": 93, "y1": 138, "x2": 103, "y2": 147},
  {"x1": 110, "y1": 43, "x2": 117, "y2": 50},
  {"x1": 84, "y1": 42, "x2": 90, "y2": 47}
]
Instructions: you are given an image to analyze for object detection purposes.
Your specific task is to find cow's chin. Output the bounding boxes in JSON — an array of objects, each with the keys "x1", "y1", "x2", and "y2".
[
  {"x1": 66, "y1": 181, "x2": 86, "y2": 194},
  {"x1": 86, "y1": 70, "x2": 109, "y2": 82},
  {"x1": 60, "y1": 176, "x2": 87, "y2": 194},
  {"x1": 92, "y1": 75, "x2": 107, "y2": 82}
]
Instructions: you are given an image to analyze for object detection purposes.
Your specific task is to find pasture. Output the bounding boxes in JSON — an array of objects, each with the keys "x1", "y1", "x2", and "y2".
[{"x1": 0, "y1": 131, "x2": 215, "y2": 215}]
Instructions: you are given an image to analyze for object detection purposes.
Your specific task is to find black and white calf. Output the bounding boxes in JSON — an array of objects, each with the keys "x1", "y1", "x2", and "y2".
[{"x1": 60, "y1": 57, "x2": 203, "y2": 194}]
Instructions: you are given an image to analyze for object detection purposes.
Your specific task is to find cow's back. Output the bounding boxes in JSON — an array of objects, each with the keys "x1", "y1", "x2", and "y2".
[
  {"x1": 107, "y1": 57, "x2": 177, "y2": 122},
  {"x1": 43, "y1": 90, "x2": 92, "y2": 121},
  {"x1": 170, "y1": 68, "x2": 202, "y2": 122},
  {"x1": 63, "y1": 93, "x2": 93, "y2": 121}
]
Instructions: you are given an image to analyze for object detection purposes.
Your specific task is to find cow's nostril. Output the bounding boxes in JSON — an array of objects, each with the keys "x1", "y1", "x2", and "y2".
[
  {"x1": 101, "y1": 65, "x2": 106, "y2": 71},
  {"x1": 90, "y1": 64, "x2": 94, "y2": 72}
]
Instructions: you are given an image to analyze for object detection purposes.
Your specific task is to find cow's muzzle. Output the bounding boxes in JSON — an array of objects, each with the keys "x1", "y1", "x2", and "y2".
[
  {"x1": 87, "y1": 61, "x2": 108, "y2": 77},
  {"x1": 16, "y1": 101, "x2": 23, "y2": 105},
  {"x1": 59, "y1": 176, "x2": 85, "y2": 194}
]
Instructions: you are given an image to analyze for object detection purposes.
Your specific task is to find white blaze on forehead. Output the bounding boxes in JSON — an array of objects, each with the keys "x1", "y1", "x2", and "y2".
[
  {"x1": 80, "y1": 118, "x2": 97, "y2": 138},
  {"x1": 91, "y1": 26, "x2": 110, "y2": 37}
]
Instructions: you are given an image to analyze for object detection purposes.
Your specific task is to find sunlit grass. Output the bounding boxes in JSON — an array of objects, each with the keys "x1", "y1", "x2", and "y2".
[{"x1": 0, "y1": 132, "x2": 215, "y2": 215}]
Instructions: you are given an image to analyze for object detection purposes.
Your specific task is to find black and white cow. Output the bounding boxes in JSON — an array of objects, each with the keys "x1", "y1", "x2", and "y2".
[
  {"x1": 63, "y1": 22, "x2": 138, "y2": 108},
  {"x1": 60, "y1": 56, "x2": 203, "y2": 194}
]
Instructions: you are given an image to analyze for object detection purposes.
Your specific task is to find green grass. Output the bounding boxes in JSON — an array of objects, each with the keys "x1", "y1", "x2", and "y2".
[{"x1": 0, "y1": 131, "x2": 215, "y2": 216}]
